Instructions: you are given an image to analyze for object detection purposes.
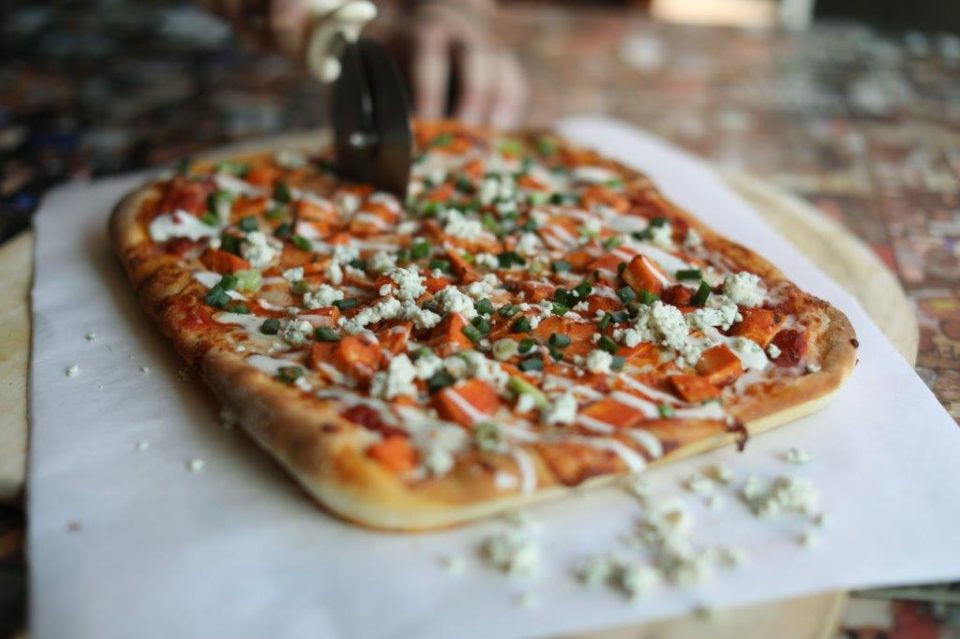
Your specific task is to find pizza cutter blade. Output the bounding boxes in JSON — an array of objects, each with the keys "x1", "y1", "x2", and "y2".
[{"x1": 331, "y1": 36, "x2": 412, "y2": 197}]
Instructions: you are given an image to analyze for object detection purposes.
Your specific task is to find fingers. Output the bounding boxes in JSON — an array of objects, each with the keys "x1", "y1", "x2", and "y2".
[
  {"x1": 269, "y1": 0, "x2": 313, "y2": 60},
  {"x1": 489, "y1": 51, "x2": 529, "y2": 129},
  {"x1": 454, "y1": 42, "x2": 497, "y2": 125},
  {"x1": 412, "y1": 23, "x2": 452, "y2": 121}
]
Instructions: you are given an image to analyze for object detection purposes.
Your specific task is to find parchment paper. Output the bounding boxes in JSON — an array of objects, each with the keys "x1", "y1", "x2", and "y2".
[{"x1": 29, "y1": 117, "x2": 960, "y2": 639}]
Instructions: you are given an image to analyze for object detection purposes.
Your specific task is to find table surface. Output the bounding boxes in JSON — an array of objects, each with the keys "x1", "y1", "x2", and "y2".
[{"x1": 1, "y1": 1, "x2": 959, "y2": 636}]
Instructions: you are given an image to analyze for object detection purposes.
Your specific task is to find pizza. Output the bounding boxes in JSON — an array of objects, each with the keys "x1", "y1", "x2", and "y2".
[{"x1": 110, "y1": 121, "x2": 857, "y2": 530}]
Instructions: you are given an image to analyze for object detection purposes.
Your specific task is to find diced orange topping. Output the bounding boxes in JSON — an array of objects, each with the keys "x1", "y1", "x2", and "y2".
[
  {"x1": 433, "y1": 378, "x2": 501, "y2": 427},
  {"x1": 533, "y1": 316, "x2": 597, "y2": 357},
  {"x1": 446, "y1": 250, "x2": 479, "y2": 284},
  {"x1": 244, "y1": 164, "x2": 281, "y2": 187},
  {"x1": 661, "y1": 284, "x2": 693, "y2": 307},
  {"x1": 422, "y1": 274, "x2": 453, "y2": 293},
  {"x1": 669, "y1": 374, "x2": 721, "y2": 403},
  {"x1": 618, "y1": 342, "x2": 659, "y2": 367},
  {"x1": 302, "y1": 306, "x2": 340, "y2": 327},
  {"x1": 232, "y1": 196, "x2": 268, "y2": 220},
  {"x1": 696, "y1": 344, "x2": 744, "y2": 386},
  {"x1": 349, "y1": 201, "x2": 398, "y2": 237},
  {"x1": 333, "y1": 335, "x2": 383, "y2": 384},
  {"x1": 296, "y1": 199, "x2": 337, "y2": 224},
  {"x1": 580, "y1": 397, "x2": 646, "y2": 429},
  {"x1": 586, "y1": 253, "x2": 626, "y2": 283},
  {"x1": 377, "y1": 322, "x2": 412, "y2": 355},
  {"x1": 308, "y1": 342, "x2": 336, "y2": 372},
  {"x1": 428, "y1": 312, "x2": 474, "y2": 357},
  {"x1": 580, "y1": 184, "x2": 629, "y2": 213},
  {"x1": 367, "y1": 435, "x2": 417, "y2": 473},
  {"x1": 461, "y1": 158, "x2": 485, "y2": 179},
  {"x1": 423, "y1": 183, "x2": 455, "y2": 203},
  {"x1": 517, "y1": 174, "x2": 549, "y2": 191},
  {"x1": 519, "y1": 281, "x2": 556, "y2": 303},
  {"x1": 199, "y1": 248, "x2": 250, "y2": 274},
  {"x1": 729, "y1": 308, "x2": 785, "y2": 347},
  {"x1": 622, "y1": 254, "x2": 669, "y2": 295}
]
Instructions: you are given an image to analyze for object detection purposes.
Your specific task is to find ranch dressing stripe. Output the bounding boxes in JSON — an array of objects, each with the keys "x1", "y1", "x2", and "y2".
[
  {"x1": 577, "y1": 414, "x2": 616, "y2": 434},
  {"x1": 569, "y1": 436, "x2": 646, "y2": 472},
  {"x1": 510, "y1": 448, "x2": 538, "y2": 494},
  {"x1": 627, "y1": 429, "x2": 664, "y2": 459},
  {"x1": 246, "y1": 354, "x2": 298, "y2": 375},
  {"x1": 609, "y1": 391, "x2": 661, "y2": 418},
  {"x1": 618, "y1": 375, "x2": 683, "y2": 405},
  {"x1": 444, "y1": 389, "x2": 486, "y2": 425},
  {"x1": 623, "y1": 240, "x2": 694, "y2": 274}
]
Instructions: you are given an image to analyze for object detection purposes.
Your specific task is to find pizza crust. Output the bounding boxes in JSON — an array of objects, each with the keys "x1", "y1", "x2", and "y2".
[{"x1": 109, "y1": 131, "x2": 857, "y2": 531}]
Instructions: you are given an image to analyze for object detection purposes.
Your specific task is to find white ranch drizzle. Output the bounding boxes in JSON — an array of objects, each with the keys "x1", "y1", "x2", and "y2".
[
  {"x1": 608, "y1": 391, "x2": 661, "y2": 418},
  {"x1": 246, "y1": 354, "x2": 299, "y2": 375},
  {"x1": 577, "y1": 415, "x2": 616, "y2": 434},
  {"x1": 622, "y1": 240, "x2": 694, "y2": 274},
  {"x1": 510, "y1": 448, "x2": 538, "y2": 493},
  {"x1": 673, "y1": 402, "x2": 728, "y2": 421},
  {"x1": 443, "y1": 389, "x2": 486, "y2": 425},
  {"x1": 214, "y1": 173, "x2": 263, "y2": 197},
  {"x1": 626, "y1": 429, "x2": 664, "y2": 459},
  {"x1": 618, "y1": 375, "x2": 683, "y2": 405},
  {"x1": 568, "y1": 435, "x2": 647, "y2": 472},
  {"x1": 149, "y1": 210, "x2": 220, "y2": 242}
]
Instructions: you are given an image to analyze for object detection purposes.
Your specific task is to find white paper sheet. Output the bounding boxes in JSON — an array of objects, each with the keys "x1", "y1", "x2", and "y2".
[{"x1": 29, "y1": 117, "x2": 960, "y2": 639}]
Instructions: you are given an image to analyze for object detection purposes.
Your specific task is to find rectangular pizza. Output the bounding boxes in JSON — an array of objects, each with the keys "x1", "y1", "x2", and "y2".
[{"x1": 110, "y1": 121, "x2": 857, "y2": 530}]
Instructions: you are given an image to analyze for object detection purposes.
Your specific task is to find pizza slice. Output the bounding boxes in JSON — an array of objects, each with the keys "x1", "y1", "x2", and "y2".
[{"x1": 110, "y1": 121, "x2": 857, "y2": 530}]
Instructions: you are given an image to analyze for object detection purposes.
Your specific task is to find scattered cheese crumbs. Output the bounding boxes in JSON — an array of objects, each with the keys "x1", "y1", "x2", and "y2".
[
  {"x1": 136, "y1": 440, "x2": 150, "y2": 451},
  {"x1": 187, "y1": 459, "x2": 205, "y2": 473},
  {"x1": 585, "y1": 349, "x2": 614, "y2": 374},
  {"x1": 65, "y1": 364, "x2": 80, "y2": 378},
  {"x1": 433, "y1": 286, "x2": 477, "y2": 320},
  {"x1": 800, "y1": 530, "x2": 818, "y2": 548},
  {"x1": 440, "y1": 555, "x2": 466, "y2": 574},
  {"x1": 648, "y1": 222, "x2": 673, "y2": 249},
  {"x1": 618, "y1": 564, "x2": 661, "y2": 599},
  {"x1": 140, "y1": 366, "x2": 150, "y2": 374},
  {"x1": 282, "y1": 266, "x2": 304, "y2": 282},
  {"x1": 303, "y1": 284, "x2": 344, "y2": 309},
  {"x1": 621, "y1": 473, "x2": 652, "y2": 498},
  {"x1": 370, "y1": 354, "x2": 418, "y2": 400},
  {"x1": 541, "y1": 393, "x2": 578, "y2": 426},
  {"x1": 706, "y1": 494, "x2": 723, "y2": 510},
  {"x1": 684, "y1": 472, "x2": 714, "y2": 496},
  {"x1": 282, "y1": 319, "x2": 314, "y2": 345},
  {"x1": 766, "y1": 343, "x2": 782, "y2": 359},
  {"x1": 67, "y1": 521, "x2": 82, "y2": 532},
  {"x1": 713, "y1": 546, "x2": 747, "y2": 567},
  {"x1": 813, "y1": 513, "x2": 831, "y2": 528},
  {"x1": 240, "y1": 231, "x2": 281, "y2": 269},
  {"x1": 722, "y1": 272, "x2": 764, "y2": 307},
  {"x1": 784, "y1": 447, "x2": 812, "y2": 465},
  {"x1": 482, "y1": 529, "x2": 540, "y2": 575},
  {"x1": 84, "y1": 332, "x2": 97, "y2": 341},
  {"x1": 806, "y1": 363, "x2": 822, "y2": 373},
  {"x1": 576, "y1": 555, "x2": 617, "y2": 588},
  {"x1": 703, "y1": 464, "x2": 735, "y2": 484},
  {"x1": 741, "y1": 475, "x2": 819, "y2": 517}
]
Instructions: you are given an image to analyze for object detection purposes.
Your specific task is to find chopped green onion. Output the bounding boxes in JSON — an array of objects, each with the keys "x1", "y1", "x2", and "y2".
[
  {"x1": 552, "y1": 302, "x2": 569, "y2": 316},
  {"x1": 598, "y1": 313, "x2": 613, "y2": 331},
  {"x1": 602, "y1": 236, "x2": 623, "y2": 251},
  {"x1": 429, "y1": 132, "x2": 453, "y2": 148},
  {"x1": 616, "y1": 286, "x2": 636, "y2": 303},
  {"x1": 676, "y1": 269, "x2": 703, "y2": 281},
  {"x1": 574, "y1": 280, "x2": 593, "y2": 298},
  {"x1": 658, "y1": 404, "x2": 674, "y2": 418},
  {"x1": 497, "y1": 251, "x2": 526, "y2": 269},
  {"x1": 260, "y1": 318, "x2": 281, "y2": 335},
  {"x1": 428, "y1": 258, "x2": 452, "y2": 273},
  {"x1": 598, "y1": 335, "x2": 619, "y2": 354},
  {"x1": 462, "y1": 324, "x2": 483, "y2": 344},
  {"x1": 411, "y1": 240, "x2": 430, "y2": 260},
  {"x1": 225, "y1": 303, "x2": 249, "y2": 314},
  {"x1": 492, "y1": 338, "x2": 519, "y2": 361},
  {"x1": 427, "y1": 370, "x2": 456, "y2": 393},
  {"x1": 474, "y1": 422, "x2": 502, "y2": 452},
  {"x1": 610, "y1": 310, "x2": 630, "y2": 323},
  {"x1": 498, "y1": 304, "x2": 520, "y2": 318},
  {"x1": 507, "y1": 376, "x2": 547, "y2": 408},
  {"x1": 526, "y1": 191, "x2": 550, "y2": 206},
  {"x1": 333, "y1": 298, "x2": 358, "y2": 311},
  {"x1": 265, "y1": 205, "x2": 286, "y2": 220},
  {"x1": 639, "y1": 290, "x2": 659, "y2": 304},
  {"x1": 219, "y1": 274, "x2": 238, "y2": 290},
  {"x1": 273, "y1": 222, "x2": 292, "y2": 239},
  {"x1": 649, "y1": 216, "x2": 669, "y2": 228},
  {"x1": 291, "y1": 235, "x2": 312, "y2": 252},
  {"x1": 511, "y1": 316, "x2": 532, "y2": 333},
  {"x1": 535, "y1": 137, "x2": 557, "y2": 156},
  {"x1": 626, "y1": 301, "x2": 641, "y2": 318},
  {"x1": 274, "y1": 181, "x2": 292, "y2": 203},
  {"x1": 349, "y1": 258, "x2": 366, "y2": 270},
  {"x1": 475, "y1": 298, "x2": 495, "y2": 316},
  {"x1": 277, "y1": 366, "x2": 303, "y2": 384},
  {"x1": 220, "y1": 234, "x2": 241, "y2": 255},
  {"x1": 518, "y1": 338, "x2": 535, "y2": 354},
  {"x1": 200, "y1": 212, "x2": 219, "y2": 227},
  {"x1": 553, "y1": 288, "x2": 578, "y2": 306},
  {"x1": 548, "y1": 346, "x2": 564, "y2": 362},
  {"x1": 215, "y1": 160, "x2": 249, "y2": 176},
  {"x1": 421, "y1": 201, "x2": 442, "y2": 217},
  {"x1": 605, "y1": 179, "x2": 623, "y2": 188},
  {"x1": 470, "y1": 315, "x2": 491, "y2": 335},
  {"x1": 237, "y1": 216, "x2": 258, "y2": 232},
  {"x1": 548, "y1": 333, "x2": 571, "y2": 348},
  {"x1": 314, "y1": 327, "x2": 340, "y2": 342},
  {"x1": 498, "y1": 138, "x2": 524, "y2": 156},
  {"x1": 691, "y1": 281, "x2": 711, "y2": 307},
  {"x1": 290, "y1": 280, "x2": 309, "y2": 295},
  {"x1": 518, "y1": 356, "x2": 544, "y2": 372},
  {"x1": 234, "y1": 269, "x2": 262, "y2": 292},
  {"x1": 611, "y1": 355, "x2": 625, "y2": 370}
]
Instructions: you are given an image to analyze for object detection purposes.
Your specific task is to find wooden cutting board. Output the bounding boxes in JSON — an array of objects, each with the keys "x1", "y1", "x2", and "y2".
[{"x1": 0, "y1": 165, "x2": 917, "y2": 639}]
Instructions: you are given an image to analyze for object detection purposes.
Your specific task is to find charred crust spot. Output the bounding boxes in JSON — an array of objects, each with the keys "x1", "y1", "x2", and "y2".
[
  {"x1": 850, "y1": 338, "x2": 859, "y2": 348},
  {"x1": 728, "y1": 420, "x2": 748, "y2": 452},
  {"x1": 321, "y1": 423, "x2": 341, "y2": 434}
]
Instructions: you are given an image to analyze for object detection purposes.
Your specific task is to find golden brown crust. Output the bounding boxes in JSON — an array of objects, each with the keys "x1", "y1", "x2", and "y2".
[{"x1": 109, "y1": 130, "x2": 857, "y2": 531}]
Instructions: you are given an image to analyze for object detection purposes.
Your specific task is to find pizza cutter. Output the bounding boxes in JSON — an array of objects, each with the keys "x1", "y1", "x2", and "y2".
[{"x1": 329, "y1": 35, "x2": 413, "y2": 197}]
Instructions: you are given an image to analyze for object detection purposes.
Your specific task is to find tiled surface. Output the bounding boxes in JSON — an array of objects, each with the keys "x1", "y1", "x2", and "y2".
[{"x1": 1, "y1": 1, "x2": 958, "y2": 636}]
